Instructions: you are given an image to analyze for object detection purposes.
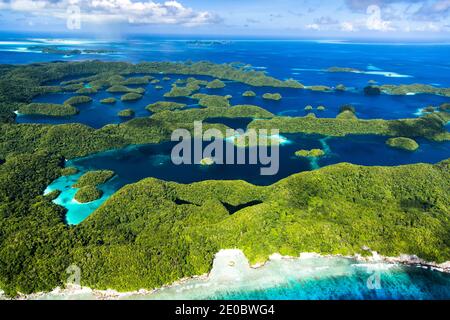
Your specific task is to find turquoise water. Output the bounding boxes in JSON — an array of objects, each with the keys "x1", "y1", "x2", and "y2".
[
  {"x1": 212, "y1": 266, "x2": 450, "y2": 300},
  {"x1": 134, "y1": 253, "x2": 450, "y2": 300}
]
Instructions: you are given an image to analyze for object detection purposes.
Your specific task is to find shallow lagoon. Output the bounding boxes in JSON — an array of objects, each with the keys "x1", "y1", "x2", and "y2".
[{"x1": 45, "y1": 134, "x2": 450, "y2": 225}]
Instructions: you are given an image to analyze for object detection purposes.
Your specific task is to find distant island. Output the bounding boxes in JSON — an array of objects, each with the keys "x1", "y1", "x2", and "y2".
[{"x1": 29, "y1": 46, "x2": 115, "y2": 55}]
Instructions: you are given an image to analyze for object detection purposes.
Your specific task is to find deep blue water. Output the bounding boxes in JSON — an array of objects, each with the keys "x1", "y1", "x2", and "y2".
[
  {"x1": 3, "y1": 34, "x2": 450, "y2": 127},
  {"x1": 3, "y1": 33, "x2": 450, "y2": 300}
]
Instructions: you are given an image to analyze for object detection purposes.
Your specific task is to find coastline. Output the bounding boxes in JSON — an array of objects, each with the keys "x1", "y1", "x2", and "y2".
[{"x1": 3, "y1": 249, "x2": 450, "y2": 300}]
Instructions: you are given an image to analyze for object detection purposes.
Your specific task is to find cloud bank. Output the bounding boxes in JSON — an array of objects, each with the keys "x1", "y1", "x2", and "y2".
[{"x1": 0, "y1": 0, "x2": 220, "y2": 26}]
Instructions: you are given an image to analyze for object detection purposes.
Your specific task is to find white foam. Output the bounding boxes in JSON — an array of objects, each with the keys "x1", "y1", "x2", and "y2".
[
  {"x1": 0, "y1": 41, "x2": 40, "y2": 46},
  {"x1": 364, "y1": 71, "x2": 412, "y2": 78},
  {"x1": 28, "y1": 38, "x2": 99, "y2": 45}
]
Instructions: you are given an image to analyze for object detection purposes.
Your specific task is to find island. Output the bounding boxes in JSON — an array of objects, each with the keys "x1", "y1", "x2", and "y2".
[
  {"x1": 262, "y1": 93, "x2": 282, "y2": 100},
  {"x1": 146, "y1": 101, "x2": 187, "y2": 112},
  {"x1": 164, "y1": 85, "x2": 195, "y2": 98},
  {"x1": 29, "y1": 46, "x2": 115, "y2": 55},
  {"x1": 295, "y1": 149, "x2": 325, "y2": 157},
  {"x1": 64, "y1": 96, "x2": 92, "y2": 106},
  {"x1": 118, "y1": 109, "x2": 136, "y2": 117},
  {"x1": 100, "y1": 97, "x2": 117, "y2": 104},
  {"x1": 73, "y1": 170, "x2": 115, "y2": 188},
  {"x1": 191, "y1": 94, "x2": 231, "y2": 108},
  {"x1": 45, "y1": 189, "x2": 61, "y2": 201},
  {"x1": 74, "y1": 185, "x2": 103, "y2": 203},
  {"x1": 107, "y1": 85, "x2": 145, "y2": 94},
  {"x1": 386, "y1": 137, "x2": 419, "y2": 151},
  {"x1": 379, "y1": 84, "x2": 450, "y2": 97},
  {"x1": 18, "y1": 103, "x2": 79, "y2": 117},
  {"x1": 242, "y1": 91, "x2": 256, "y2": 97},
  {"x1": 308, "y1": 85, "x2": 332, "y2": 92},
  {"x1": 61, "y1": 166, "x2": 78, "y2": 176},
  {"x1": 200, "y1": 157, "x2": 215, "y2": 165},
  {"x1": 121, "y1": 93, "x2": 143, "y2": 101},
  {"x1": 206, "y1": 79, "x2": 226, "y2": 89},
  {"x1": 327, "y1": 66, "x2": 361, "y2": 73},
  {"x1": 76, "y1": 87, "x2": 98, "y2": 95}
]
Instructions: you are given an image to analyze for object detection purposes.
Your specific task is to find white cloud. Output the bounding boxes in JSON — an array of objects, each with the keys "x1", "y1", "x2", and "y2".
[
  {"x1": 0, "y1": 0, "x2": 219, "y2": 26},
  {"x1": 305, "y1": 23, "x2": 320, "y2": 31},
  {"x1": 340, "y1": 21, "x2": 356, "y2": 32},
  {"x1": 414, "y1": 22, "x2": 442, "y2": 31}
]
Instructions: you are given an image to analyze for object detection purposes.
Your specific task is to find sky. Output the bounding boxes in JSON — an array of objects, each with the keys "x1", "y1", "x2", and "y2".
[{"x1": 0, "y1": 0, "x2": 450, "y2": 39}]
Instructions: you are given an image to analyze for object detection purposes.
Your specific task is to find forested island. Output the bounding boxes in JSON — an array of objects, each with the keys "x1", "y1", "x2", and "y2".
[{"x1": 0, "y1": 60, "x2": 449, "y2": 297}]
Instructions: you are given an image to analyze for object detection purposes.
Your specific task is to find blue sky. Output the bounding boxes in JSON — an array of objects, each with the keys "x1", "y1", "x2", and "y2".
[{"x1": 0, "y1": 0, "x2": 450, "y2": 38}]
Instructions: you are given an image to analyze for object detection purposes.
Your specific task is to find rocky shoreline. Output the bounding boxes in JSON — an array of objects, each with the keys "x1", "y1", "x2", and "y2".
[{"x1": 2, "y1": 249, "x2": 450, "y2": 300}]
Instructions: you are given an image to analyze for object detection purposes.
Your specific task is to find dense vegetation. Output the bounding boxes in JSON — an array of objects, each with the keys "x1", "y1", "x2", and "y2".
[
  {"x1": 262, "y1": 93, "x2": 282, "y2": 100},
  {"x1": 386, "y1": 137, "x2": 419, "y2": 151},
  {"x1": 380, "y1": 84, "x2": 450, "y2": 97},
  {"x1": 107, "y1": 85, "x2": 145, "y2": 94},
  {"x1": 100, "y1": 97, "x2": 117, "y2": 104},
  {"x1": 61, "y1": 166, "x2": 78, "y2": 176},
  {"x1": 206, "y1": 79, "x2": 226, "y2": 89},
  {"x1": 164, "y1": 85, "x2": 195, "y2": 98},
  {"x1": 308, "y1": 85, "x2": 332, "y2": 92},
  {"x1": 118, "y1": 109, "x2": 135, "y2": 117},
  {"x1": 74, "y1": 186, "x2": 103, "y2": 203},
  {"x1": 18, "y1": 103, "x2": 79, "y2": 117},
  {"x1": 249, "y1": 112, "x2": 450, "y2": 142},
  {"x1": 242, "y1": 90, "x2": 256, "y2": 97},
  {"x1": 146, "y1": 101, "x2": 187, "y2": 112},
  {"x1": 151, "y1": 105, "x2": 274, "y2": 123},
  {"x1": 121, "y1": 93, "x2": 143, "y2": 101},
  {"x1": 73, "y1": 170, "x2": 115, "y2": 188},
  {"x1": 191, "y1": 94, "x2": 231, "y2": 108},
  {"x1": 295, "y1": 149, "x2": 325, "y2": 157},
  {"x1": 64, "y1": 95, "x2": 92, "y2": 106}
]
